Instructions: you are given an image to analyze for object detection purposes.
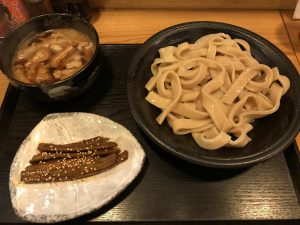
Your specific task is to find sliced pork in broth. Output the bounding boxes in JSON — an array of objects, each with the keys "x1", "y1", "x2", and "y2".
[{"x1": 12, "y1": 28, "x2": 95, "y2": 84}]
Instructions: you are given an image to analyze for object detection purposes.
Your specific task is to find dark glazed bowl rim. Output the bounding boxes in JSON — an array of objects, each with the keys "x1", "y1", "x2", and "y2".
[
  {"x1": 2, "y1": 13, "x2": 99, "y2": 88},
  {"x1": 127, "y1": 21, "x2": 300, "y2": 168}
]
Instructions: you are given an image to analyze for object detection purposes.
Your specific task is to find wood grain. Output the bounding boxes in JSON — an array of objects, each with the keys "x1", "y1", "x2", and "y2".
[
  {"x1": 280, "y1": 10, "x2": 300, "y2": 149},
  {"x1": 0, "y1": 72, "x2": 8, "y2": 106},
  {"x1": 280, "y1": 9, "x2": 300, "y2": 145},
  {"x1": 281, "y1": 10, "x2": 300, "y2": 65},
  {"x1": 92, "y1": 10, "x2": 297, "y2": 64},
  {"x1": 88, "y1": 0, "x2": 298, "y2": 10}
]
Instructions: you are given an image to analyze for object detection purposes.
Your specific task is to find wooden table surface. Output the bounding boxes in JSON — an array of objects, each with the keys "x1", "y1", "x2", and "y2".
[{"x1": 0, "y1": 9, "x2": 300, "y2": 146}]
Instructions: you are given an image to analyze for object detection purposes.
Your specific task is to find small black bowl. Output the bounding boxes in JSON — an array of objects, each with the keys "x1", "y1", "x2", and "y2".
[
  {"x1": 0, "y1": 13, "x2": 100, "y2": 101},
  {"x1": 127, "y1": 21, "x2": 300, "y2": 168}
]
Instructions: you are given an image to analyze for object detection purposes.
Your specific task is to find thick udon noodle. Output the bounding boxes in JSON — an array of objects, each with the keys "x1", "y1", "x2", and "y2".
[{"x1": 145, "y1": 33, "x2": 290, "y2": 150}]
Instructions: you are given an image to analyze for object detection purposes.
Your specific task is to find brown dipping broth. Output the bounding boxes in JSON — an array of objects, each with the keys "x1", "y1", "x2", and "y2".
[{"x1": 12, "y1": 28, "x2": 95, "y2": 84}]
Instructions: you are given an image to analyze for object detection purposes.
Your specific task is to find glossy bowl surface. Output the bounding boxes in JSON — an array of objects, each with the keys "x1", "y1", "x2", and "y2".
[
  {"x1": 0, "y1": 13, "x2": 100, "y2": 101},
  {"x1": 127, "y1": 21, "x2": 300, "y2": 168}
]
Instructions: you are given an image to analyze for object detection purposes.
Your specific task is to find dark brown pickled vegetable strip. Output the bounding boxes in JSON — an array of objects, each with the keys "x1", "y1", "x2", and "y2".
[
  {"x1": 37, "y1": 136, "x2": 109, "y2": 151},
  {"x1": 116, "y1": 150, "x2": 129, "y2": 164},
  {"x1": 25, "y1": 155, "x2": 105, "y2": 172},
  {"x1": 37, "y1": 136, "x2": 109, "y2": 150},
  {"x1": 25, "y1": 150, "x2": 127, "y2": 173},
  {"x1": 29, "y1": 147, "x2": 121, "y2": 164},
  {"x1": 37, "y1": 141, "x2": 118, "y2": 153},
  {"x1": 62, "y1": 136, "x2": 109, "y2": 147},
  {"x1": 21, "y1": 153, "x2": 118, "y2": 183}
]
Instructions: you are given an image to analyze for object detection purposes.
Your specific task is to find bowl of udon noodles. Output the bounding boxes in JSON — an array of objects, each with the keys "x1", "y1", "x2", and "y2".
[
  {"x1": 0, "y1": 13, "x2": 99, "y2": 101},
  {"x1": 127, "y1": 21, "x2": 300, "y2": 168}
]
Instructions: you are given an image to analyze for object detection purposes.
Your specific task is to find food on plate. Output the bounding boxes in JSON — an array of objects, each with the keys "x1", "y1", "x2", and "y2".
[
  {"x1": 37, "y1": 138, "x2": 117, "y2": 152},
  {"x1": 10, "y1": 113, "x2": 145, "y2": 223},
  {"x1": 12, "y1": 28, "x2": 95, "y2": 84},
  {"x1": 20, "y1": 136, "x2": 128, "y2": 183},
  {"x1": 29, "y1": 148, "x2": 121, "y2": 164},
  {"x1": 145, "y1": 33, "x2": 290, "y2": 150}
]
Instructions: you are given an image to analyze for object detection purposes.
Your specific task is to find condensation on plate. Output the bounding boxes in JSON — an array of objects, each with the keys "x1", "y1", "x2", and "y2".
[{"x1": 9, "y1": 112, "x2": 146, "y2": 223}]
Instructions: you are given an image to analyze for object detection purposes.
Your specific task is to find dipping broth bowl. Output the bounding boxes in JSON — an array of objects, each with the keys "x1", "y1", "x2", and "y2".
[{"x1": 0, "y1": 13, "x2": 100, "y2": 101}]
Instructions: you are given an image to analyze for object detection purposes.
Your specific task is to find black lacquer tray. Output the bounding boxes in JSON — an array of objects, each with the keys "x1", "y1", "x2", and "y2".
[{"x1": 0, "y1": 45, "x2": 300, "y2": 224}]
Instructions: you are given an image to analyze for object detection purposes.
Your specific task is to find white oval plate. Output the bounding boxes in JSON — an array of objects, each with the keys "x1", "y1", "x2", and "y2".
[{"x1": 9, "y1": 112, "x2": 146, "y2": 223}]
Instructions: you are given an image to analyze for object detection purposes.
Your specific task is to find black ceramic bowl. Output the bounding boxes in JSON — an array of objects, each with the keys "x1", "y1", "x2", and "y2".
[
  {"x1": 127, "y1": 21, "x2": 300, "y2": 168},
  {"x1": 0, "y1": 13, "x2": 100, "y2": 101}
]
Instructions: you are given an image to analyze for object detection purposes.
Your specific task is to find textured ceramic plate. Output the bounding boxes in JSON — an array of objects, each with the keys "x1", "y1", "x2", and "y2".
[
  {"x1": 9, "y1": 112, "x2": 146, "y2": 223},
  {"x1": 127, "y1": 21, "x2": 300, "y2": 168}
]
